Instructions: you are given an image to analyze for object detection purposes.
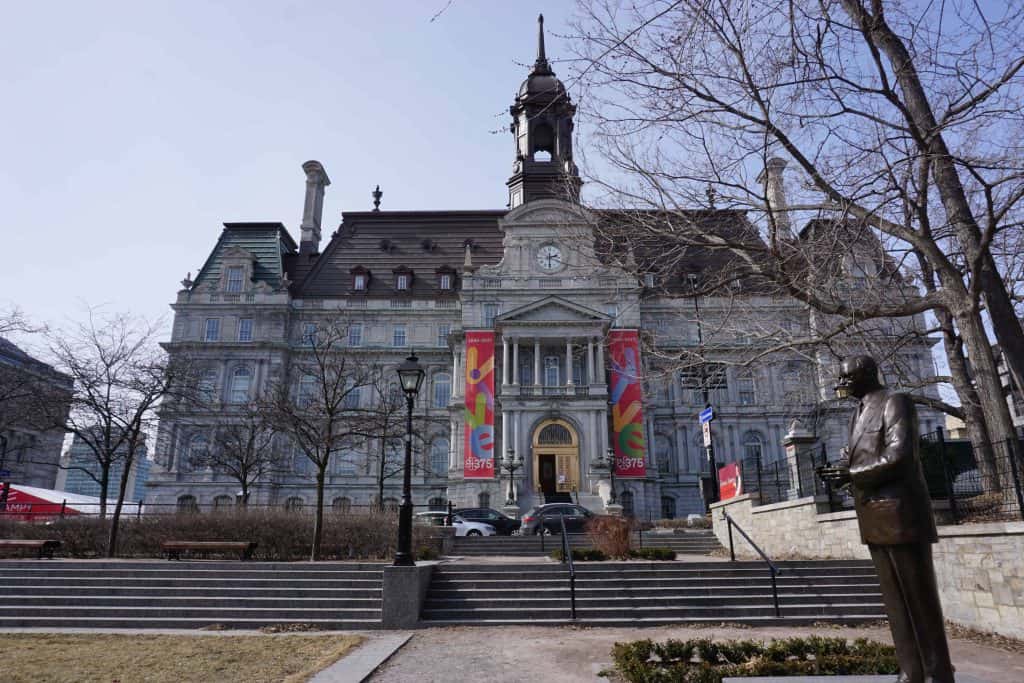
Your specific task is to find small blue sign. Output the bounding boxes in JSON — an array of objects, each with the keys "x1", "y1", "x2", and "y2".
[
  {"x1": 699, "y1": 407, "x2": 714, "y2": 424},
  {"x1": 0, "y1": 470, "x2": 9, "y2": 478}
]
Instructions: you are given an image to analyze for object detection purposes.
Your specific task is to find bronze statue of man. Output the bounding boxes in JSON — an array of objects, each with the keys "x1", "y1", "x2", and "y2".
[{"x1": 819, "y1": 355, "x2": 954, "y2": 683}]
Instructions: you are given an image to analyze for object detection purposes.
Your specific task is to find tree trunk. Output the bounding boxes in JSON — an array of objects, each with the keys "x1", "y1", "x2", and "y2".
[
  {"x1": 106, "y1": 454, "x2": 133, "y2": 558},
  {"x1": 377, "y1": 440, "x2": 386, "y2": 513},
  {"x1": 98, "y1": 464, "x2": 109, "y2": 520},
  {"x1": 311, "y1": 467, "x2": 325, "y2": 561},
  {"x1": 955, "y1": 311, "x2": 1017, "y2": 491}
]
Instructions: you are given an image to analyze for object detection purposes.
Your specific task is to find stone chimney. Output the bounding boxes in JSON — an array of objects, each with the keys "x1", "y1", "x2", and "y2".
[
  {"x1": 757, "y1": 157, "x2": 790, "y2": 233},
  {"x1": 299, "y1": 160, "x2": 331, "y2": 254}
]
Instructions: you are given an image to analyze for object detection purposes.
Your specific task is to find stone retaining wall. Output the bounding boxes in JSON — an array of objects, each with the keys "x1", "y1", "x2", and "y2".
[{"x1": 711, "y1": 494, "x2": 1024, "y2": 639}]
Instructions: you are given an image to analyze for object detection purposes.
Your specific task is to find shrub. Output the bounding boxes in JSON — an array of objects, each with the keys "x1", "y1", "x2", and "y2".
[
  {"x1": 551, "y1": 548, "x2": 607, "y2": 561},
  {"x1": 608, "y1": 636, "x2": 897, "y2": 682},
  {"x1": 585, "y1": 515, "x2": 633, "y2": 558},
  {"x1": 628, "y1": 547, "x2": 676, "y2": 561},
  {"x1": 651, "y1": 516, "x2": 712, "y2": 530},
  {"x1": 0, "y1": 509, "x2": 442, "y2": 561}
]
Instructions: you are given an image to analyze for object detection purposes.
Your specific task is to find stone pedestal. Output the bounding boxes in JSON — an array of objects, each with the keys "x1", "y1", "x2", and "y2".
[
  {"x1": 596, "y1": 477, "x2": 612, "y2": 504},
  {"x1": 781, "y1": 420, "x2": 817, "y2": 501},
  {"x1": 382, "y1": 564, "x2": 434, "y2": 628},
  {"x1": 605, "y1": 502, "x2": 624, "y2": 516}
]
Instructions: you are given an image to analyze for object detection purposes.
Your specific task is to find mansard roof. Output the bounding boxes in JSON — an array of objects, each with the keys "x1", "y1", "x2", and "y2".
[
  {"x1": 193, "y1": 222, "x2": 297, "y2": 291},
  {"x1": 292, "y1": 210, "x2": 505, "y2": 298}
]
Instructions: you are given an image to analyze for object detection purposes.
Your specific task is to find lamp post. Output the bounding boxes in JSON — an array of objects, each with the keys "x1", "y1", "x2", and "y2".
[
  {"x1": 599, "y1": 447, "x2": 618, "y2": 504},
  {"x1": 689, "y1": 274, "x2": 719, "y2": 507},
  {"x1": 501, "y1": 448, "x2": 524, "y2": 505},
  {"x1": 394, "y1": 351, "x2": 425, "y2": 567}
]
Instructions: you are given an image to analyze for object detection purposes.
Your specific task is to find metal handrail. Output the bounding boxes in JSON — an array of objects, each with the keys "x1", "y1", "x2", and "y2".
[
  {"x1": 559, "y1": 513, "x2": 577, "y2": 620},
  {"x1": 722, "y1": 511, "x2": 781, "y2": 617}
]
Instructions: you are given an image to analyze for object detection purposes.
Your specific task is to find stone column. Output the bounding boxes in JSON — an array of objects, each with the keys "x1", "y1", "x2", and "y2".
[
  {"x1": 454, "y1": 350, "x2": 464, "y2": 398},
  {"x1": 502, "y1": 337, "x2": 510, "y2": 386},
  {"x1": 502, "y1": 410, "x2": 509, "y2": 470},
  {"x1": 512, "y1": 338, "x2": 520, "y2": 385},
  {"x1": 534, "y1": 339, "x2": 542, "y2": 386},
  {"x1": 587, "y1": 338, "x2": 595, "y2": 384},
  {"x1": 781, "y1": 420, "x2": 817, "y2": 502},
  {"x1": 449, "y1": 418, "x2": 458, "y2": 471},
  {"x1": 596, "y1": 342, "x2": 605, "y2": 384},
  {"x1": 451, "y1": 352, "x2": 459, "y2": 397},
  {"x1": 566, "y1": 339, "x2": 574, "y2": 386}
]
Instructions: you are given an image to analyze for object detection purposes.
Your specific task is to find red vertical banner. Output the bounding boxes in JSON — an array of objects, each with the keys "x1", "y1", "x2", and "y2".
[
  {"x1": 609, "y1": 329, "x2": 646, "y2": 477},
  {"x1": 718, "y1": 463, "x2": 743, "y2": 501},
  {"x1": 464, "y1": 331, "x2": 496, "y2": 478}
]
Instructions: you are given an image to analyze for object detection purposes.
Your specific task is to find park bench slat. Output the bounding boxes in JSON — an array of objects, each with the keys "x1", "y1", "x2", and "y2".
[
  {"x1": 0, "y1": 539, "x2": 61, "y2": 559},
  {"x1": 161, "y1": 541, "x2": 257, "y2": 561}
]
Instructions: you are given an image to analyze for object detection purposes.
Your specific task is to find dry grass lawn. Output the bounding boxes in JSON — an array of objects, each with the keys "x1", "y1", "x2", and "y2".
[{"x1": 0, "y1": 633, "x2": 363, "y2": 683}]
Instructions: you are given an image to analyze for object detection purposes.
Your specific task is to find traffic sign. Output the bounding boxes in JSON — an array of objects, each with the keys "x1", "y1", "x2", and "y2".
[
  {"x1": 699, "y1": 407, "x2": 714, "y2": 424},
  {"x1": 702, "y1": 421, "x2": 712, "y2": 447}
]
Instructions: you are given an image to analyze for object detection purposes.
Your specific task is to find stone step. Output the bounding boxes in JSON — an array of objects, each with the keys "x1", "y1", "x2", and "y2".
[
  {"x1": 0, "y1": 617, "x2": 383, "y2": 629},
  {"x1": 0, "y1": 561, "x2": 388, "y2": 571},
  {"x1": 426, "y1": 583, "x2": 883, "y2": 598},
  {"x1": 0, "y1": 605, "x2": 383, "y2": 620},
  {"x1": 420, "y1": 603, "x2": 885, "y2": 620},
  {"x1": 0, "y1": 568, "x2": 385, "y2": 580},
  {"x1": 422, "y1": 593, "x2": 881, "y2": 609},
  {"x1": 0, "y1": 596, "x2": 383, "y2": 608},
  {"x1": 0, "y1": 577, "x2": 383, "y2": 588},
  {"x1": 2, "y1": 585, "x2": 383, "y2": 598},
  {"x1": 426, "y1": 577, "x2": 878, "y2": 590},
  {"x1": 419, "y1": 615, "x2": 882, "y2": 627}
]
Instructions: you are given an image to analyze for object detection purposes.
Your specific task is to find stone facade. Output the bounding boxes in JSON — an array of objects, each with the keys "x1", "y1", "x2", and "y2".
[
  {"x1": 711, "y1": 493, "x2": 1024, "y2": 639},
  {"x1": 145, "y1": 22, "x2": 941, "y2": 522}
]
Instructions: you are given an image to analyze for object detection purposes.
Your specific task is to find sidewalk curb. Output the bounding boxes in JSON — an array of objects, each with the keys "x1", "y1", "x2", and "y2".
[{"x1": 308, "y1": 632, "x2": 413, "y2": 683}]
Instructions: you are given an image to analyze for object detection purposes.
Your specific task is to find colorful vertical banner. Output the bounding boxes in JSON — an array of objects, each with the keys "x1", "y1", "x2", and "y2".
[
  {"x1": 464, "y1": 331, "x2": 496, "y2": 478},
  {"x1": 718, "y1": 463, "x2": 743, "y2": 501},
  {"x1": 609, "y1": 329, "x2": 646, "y2": 476}
]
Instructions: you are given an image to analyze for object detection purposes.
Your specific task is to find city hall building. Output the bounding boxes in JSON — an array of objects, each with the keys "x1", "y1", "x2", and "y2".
[{"x1": 147, "y1": 20, "x2": 942, "y2": 519}]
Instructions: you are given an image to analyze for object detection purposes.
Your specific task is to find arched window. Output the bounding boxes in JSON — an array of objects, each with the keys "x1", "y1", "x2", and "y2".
[
  {"x1": 537, "y1": 423, "x2": 573, "y2": 445},
  {"x1": 343, "y1": 386, "x2": 361, "y2": 409},
  {"x1": 185, "y1": 434, "x2": 208, "y2": 471},
  {"x1": 176, "y1": 495, "x2": 198, "y2": 513},
  {"x1": 430, "y1": 438, "x2": 449, "y2": 475},
  {"x1": 229, "y1": 366, "x2": 253, "y2": 404},
  {"x1": 284, "y1": 496, "x2": 304, "y2": 512},
  {"x1": 428, "y1": 496, "x2": 447, "y2": 511},
  {"x1": 655, "y1": 434, "x2": 673, "y2": 474},
  {"x1": 213, "y1": 494, "x2": 234, "y2": 510},
  {"x1": 478, "y1": 492, "x2": 490, "y2": 508},
  {"x1": 743, "y1": 431, "x2": 764, "y2": 462},
  {"x1": 660, "y1": 496, "x2": 677, "y2": 520},
  {"x1": 332, "y1": 497, "x2": 352, "y2": 513},
  {"x1": 742, "y1": 431, "x2": 765, "y2": 492},
  {"x1": 619, "y1": 490, "x2": 634, "y2": 517},
  {"x1": 297, "y1": 374, "x2": 317, "y2": 408},
  {"x1": 432, "y1": 373, "x2": 451, "y2": 408},
  {"x1": 737, "y1": 370, "x2": 756, "y2": 405},
  {"x1": 198, "y1": 369, "x2": 218, "y2": 403}
]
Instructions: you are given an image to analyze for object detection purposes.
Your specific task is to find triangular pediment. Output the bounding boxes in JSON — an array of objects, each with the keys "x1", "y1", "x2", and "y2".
[{"x1": 496, "y1": 296, "x2": 610, "y2": 324}]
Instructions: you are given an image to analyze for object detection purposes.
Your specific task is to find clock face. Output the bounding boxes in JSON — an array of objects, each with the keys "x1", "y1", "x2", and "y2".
[{"x1": 537, "y1": 244, "x2": 563, "y2": 271}]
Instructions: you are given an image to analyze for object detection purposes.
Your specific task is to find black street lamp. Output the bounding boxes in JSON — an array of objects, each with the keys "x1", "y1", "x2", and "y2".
[
  {"x1": 606, "y1": 447, "x2": 617, "y2": 504},
  {"x1": 394, "y1": 351, "x2": 425, "y2": 567},
  {"x1": 501, "y1": 448, "x2": 524, "y2": 506},
  {"x1": 689, "y1": 274, "x2": 719, "y2": 507}
]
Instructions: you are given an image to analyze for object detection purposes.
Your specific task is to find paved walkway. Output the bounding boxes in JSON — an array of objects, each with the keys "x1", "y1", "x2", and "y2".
[{"x1": 365, "y1": 624, "x2": 1024, "y2": 683}]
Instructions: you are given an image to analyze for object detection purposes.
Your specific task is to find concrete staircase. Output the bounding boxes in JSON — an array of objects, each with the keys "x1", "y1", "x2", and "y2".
[
  {"x1": 0, "y1": 560, "x2": 385, "y2": 629},
  {"x1": 420, "y1": 559, "x2": 885, "y2": 626},
  {"x1": 450, "y1": 529, "x2": 723, "y2": 557}
]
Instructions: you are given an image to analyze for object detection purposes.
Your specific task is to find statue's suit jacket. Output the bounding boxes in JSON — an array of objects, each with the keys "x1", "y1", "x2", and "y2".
[{"x1": 845, "y1": 388, "x2": 937, "y2": 546}]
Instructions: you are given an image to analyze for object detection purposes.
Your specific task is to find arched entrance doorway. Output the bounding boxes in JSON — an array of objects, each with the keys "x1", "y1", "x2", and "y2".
[{"x1": 532, "y1": 419, "x2": 579, "y2": 498}]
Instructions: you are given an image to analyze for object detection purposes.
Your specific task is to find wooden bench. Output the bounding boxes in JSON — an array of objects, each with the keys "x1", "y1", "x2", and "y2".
[
  {"x1": 0, "y1": 539, "x2": 61, "y2": 559},
  {"x1": 161, "y1": 540, "x2": 257, "y2": 561}
]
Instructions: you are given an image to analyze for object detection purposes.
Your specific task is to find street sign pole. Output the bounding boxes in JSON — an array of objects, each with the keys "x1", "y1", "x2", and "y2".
[{"x1": 699, "y1": 406, "x2": 719, "y2": 507}]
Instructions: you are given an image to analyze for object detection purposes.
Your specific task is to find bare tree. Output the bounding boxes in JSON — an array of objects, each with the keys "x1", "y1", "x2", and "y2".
[
  {"x1": 45, "y1": 309, "x2": 187, "y2": 556},
  {"x1": 569, "y1": 0, "x2": 1024, "y2": 464},
  {"x1": 192, "y1": 404, "x2": 282, "y2": 506},
  {"x1": 263, "y1": 317, "x2": 373, "y2": 561}
]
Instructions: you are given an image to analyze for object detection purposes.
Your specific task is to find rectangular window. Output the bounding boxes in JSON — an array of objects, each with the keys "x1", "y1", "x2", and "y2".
[
  {"x1": 301, "y1": 322, "x2": 318, "y2": 345},
  {"x1": 237, "y1": 318, "x2": 253, "y2": 342},
  {"x1": 348, "y1": 323, "x2": 363, "y2": 347},
  {"x1": 354, "y1": 274, "x2": 367, "y2": 291},
  {"x1": 439, "y1": 273, "x2": 452, "y2": 290},
  {"x1": 544, "y1": 356, "x2": 560, "y2": 386},
  {"x1": 483, "y1": 303, "x2": 500, "y2": 328},
  {"x1": 204, "y1": 318, "x2": 220, "y2": 342},
  {"x1": 343, "y1": 387, "x2": 361, "y2": 409},
  {"x1": 396, "y1": 274, "x2": 410, "y2": 290},
  {"x1": 437, "y1": 324, "x2": 450, "y2": 347},
  {"x1": 226, "y1": 267, "x2": 243, "y2": 293},
  {"x1": 393, "y1": 325, "x2": 406, "y2": 347}
]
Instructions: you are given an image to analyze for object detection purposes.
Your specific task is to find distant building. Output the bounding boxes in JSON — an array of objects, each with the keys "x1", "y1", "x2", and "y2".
[
  {"x1": 0, "y1": 337, "x2": 72, "y2": 489},
  {"x1": 56, "y1": 433, "x2": 150, "y2": 503}
]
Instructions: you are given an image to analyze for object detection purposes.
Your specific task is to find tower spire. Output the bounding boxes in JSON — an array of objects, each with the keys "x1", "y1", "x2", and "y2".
[{"x1": 534, "y1": 14, "x2": 552, "y2": 75}]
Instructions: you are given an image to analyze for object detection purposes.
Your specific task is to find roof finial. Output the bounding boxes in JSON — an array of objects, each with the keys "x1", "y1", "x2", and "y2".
[
  {"x1": 534, "y1": 14, "x2": 551, "y2": 75},
  {"x1": 372, "y1": 185, "x2": 382, "y2": 211}
]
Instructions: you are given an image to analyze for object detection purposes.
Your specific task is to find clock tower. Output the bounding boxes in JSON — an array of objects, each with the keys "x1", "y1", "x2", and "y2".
[{"x1": 506, "y1": 15, "x2": 582, "y2": 209}]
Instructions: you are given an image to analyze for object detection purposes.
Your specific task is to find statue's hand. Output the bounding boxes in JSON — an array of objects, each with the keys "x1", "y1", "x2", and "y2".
[{"x1": 817, "y1": 464, "x2": 851, "y2": 487}]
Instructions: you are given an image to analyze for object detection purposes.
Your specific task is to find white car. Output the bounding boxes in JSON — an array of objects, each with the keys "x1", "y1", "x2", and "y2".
[{"x1": 415, "y1": 511, "x2": 496, "y2": 536}]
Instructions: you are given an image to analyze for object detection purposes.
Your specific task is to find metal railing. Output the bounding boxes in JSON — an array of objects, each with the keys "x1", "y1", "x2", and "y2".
[
  {"x1": 558, "y1": 512, "x2": 577, "y2": 620},
  {"x1": 722, "y1": 511, "x2": 781, "y2": 618}
]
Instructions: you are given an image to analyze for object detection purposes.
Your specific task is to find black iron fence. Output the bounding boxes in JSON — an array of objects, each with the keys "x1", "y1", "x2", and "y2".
[{"x1": 734, "y1": 428, "x2": 1024, "y2": 524}]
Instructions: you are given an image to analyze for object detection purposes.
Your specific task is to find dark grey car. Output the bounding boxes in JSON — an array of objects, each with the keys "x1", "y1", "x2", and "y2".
[{"x1": 520, "y1": 504, "x2": 594, "y2": 535}]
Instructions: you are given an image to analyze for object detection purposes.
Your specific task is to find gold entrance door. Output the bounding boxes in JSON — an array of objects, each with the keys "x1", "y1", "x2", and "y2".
[{"x1": 532, "y1": 419, "x2": 579, "y2": 494}]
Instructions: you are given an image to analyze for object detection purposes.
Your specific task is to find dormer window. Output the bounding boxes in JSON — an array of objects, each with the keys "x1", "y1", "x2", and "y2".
[
  {"x1": 226, "y1": 267, "x2": 244, "y2": 293},
  {"x1": 350, "y1": 266, "x2": 370, "y2": 292},
  {"x1": 440, "y1": 273, "x2": 452, "y2": 290},
  {"x1": 643, "y1": 273, "x2": 655, "y2": 288},
  {"x1": 436, "y1": 266, "x2": 456, "y2": 291},
  {"x1": 397, "y1": 274, "x2": 410, "y2": 290}
]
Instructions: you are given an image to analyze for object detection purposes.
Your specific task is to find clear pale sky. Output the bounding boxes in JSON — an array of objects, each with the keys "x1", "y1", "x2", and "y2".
[{"x1": 0, "y1": 1, "x2": 578, "y2": 331}]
